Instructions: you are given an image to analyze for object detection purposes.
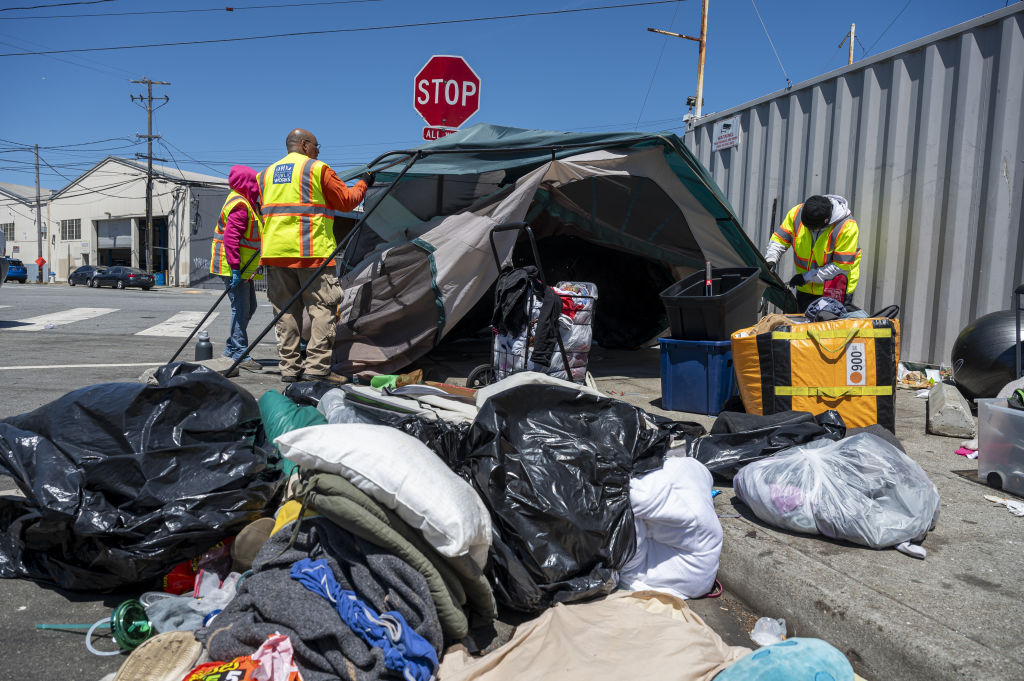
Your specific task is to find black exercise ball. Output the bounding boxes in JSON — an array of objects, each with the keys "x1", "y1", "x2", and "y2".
[{"x1": 950, "y1": 310, "x2": 1022, "y2": 400}]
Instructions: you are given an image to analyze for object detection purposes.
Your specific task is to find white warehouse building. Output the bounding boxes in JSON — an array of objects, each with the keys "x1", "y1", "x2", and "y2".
[{"x1": 1, "y1": 156, "x2": 228, "y2": 286}]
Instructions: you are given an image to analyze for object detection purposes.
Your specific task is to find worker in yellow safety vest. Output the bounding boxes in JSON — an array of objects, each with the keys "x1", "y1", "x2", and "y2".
[
  {"x1": 210, "y1": 164, "x2": 264, "y2": 372},
  {"x1": 764, "y1": 194, "x2": 862, "y2": 311},
  {"x1": 258, "y1": 128, "x2": 373, "y2": 383}
]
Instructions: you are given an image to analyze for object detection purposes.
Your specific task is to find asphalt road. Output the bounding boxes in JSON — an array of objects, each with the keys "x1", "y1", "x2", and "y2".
[
  {"x1": 0, "y1": 283, "x2": 759, "y2": 680},
  {"x1": 0, "y1": 281, "x2": 282, "y2": 415}
]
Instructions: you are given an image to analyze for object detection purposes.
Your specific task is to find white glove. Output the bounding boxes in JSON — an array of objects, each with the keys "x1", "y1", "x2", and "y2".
[{"x1": 804, "y1": 263, "x2": 843, "y2": 283}]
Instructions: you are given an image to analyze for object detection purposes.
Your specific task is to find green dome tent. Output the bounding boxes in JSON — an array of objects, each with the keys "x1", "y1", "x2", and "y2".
[{"x1": 332, "y1": 123, "x2": 793, "y2": 375}]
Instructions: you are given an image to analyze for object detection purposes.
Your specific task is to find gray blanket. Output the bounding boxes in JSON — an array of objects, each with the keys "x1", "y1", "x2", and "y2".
[{"x1": 198, "y1": 516, "x2": 442, "y2": 681}]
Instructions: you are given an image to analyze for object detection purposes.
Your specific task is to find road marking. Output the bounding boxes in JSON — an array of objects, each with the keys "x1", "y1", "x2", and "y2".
[
  {"x1": 10, "y1": 307, "x2": 117, "y2": 331},
  {"x1": 136, "y1": 311, "x2": 218, "y2": 337},
  {"x1": 0, "y1": 362, "x2": 163, "y2": 371}
]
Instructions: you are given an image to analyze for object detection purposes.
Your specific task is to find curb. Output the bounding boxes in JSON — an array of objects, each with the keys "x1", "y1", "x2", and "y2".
[{"x1": 715, "y1": 513, "x2": 1020, "y2": 681}]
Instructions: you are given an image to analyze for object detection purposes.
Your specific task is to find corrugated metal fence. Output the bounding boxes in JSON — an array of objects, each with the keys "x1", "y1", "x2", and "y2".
[{"x1": 687, "y1": 5, "x2": 1023, "y2": 365}]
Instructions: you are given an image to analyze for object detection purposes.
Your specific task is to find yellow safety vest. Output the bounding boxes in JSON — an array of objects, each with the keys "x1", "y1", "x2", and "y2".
[
  {"x1": 770, "y1": 203, "x2": 861, "y2": 296},
  {"x1": 257, "y1": 152, "x2": 336, "y2": 266},
  {"x1": 210, "y1": 190, "x2": 263, "y2": 280}
]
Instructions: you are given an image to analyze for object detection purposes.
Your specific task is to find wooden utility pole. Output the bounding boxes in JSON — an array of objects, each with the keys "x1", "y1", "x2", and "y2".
[
  {"x1": 648, "y1": 0, "x2": 710, "y2": 119},
  {"x1": 34, "y1": 144, "x2": 43, "y2": 283},
  {"x1": 130, "y1": 77, "x2": 170, "y2": 274},
  {"x1": 839, "y1": 23, "x2": 856, "y2": 65}
]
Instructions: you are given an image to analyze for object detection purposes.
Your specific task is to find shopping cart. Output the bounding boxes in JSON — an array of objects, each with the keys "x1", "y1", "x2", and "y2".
[{"x1": 467, "y1": 222, "x2": 598, "y2": 388}]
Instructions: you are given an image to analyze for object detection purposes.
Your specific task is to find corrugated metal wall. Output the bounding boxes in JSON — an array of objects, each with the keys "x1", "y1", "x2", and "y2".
[{"x1": 687, "y1": 5, "x2": 1024, "y2": 365}]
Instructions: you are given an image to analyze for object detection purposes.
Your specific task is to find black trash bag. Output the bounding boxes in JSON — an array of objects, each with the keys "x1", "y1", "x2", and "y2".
[
  {"x1": 341, "y1": 396, "x2": 473, "y2": 469},
  {"x1": 283, "y1": 380, "x2": 337, "y2": 407},
  {"x1": 0, "y1": 363, "x2": 283, "y2": 591},
  {"x1": 684, "y1": 410, "x2": 847, "y2": 478},
  {"x1": 462, "y1": 383, "x2": 701, "y2": 613}
]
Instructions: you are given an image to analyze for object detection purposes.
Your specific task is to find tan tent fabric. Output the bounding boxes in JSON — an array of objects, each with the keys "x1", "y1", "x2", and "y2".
[
  {"x1": 332, "y1": 145, "x2": 761, "y2": 375},
  {"x1": 438, "y1": 590, "x2": 751, "y2": 681}
]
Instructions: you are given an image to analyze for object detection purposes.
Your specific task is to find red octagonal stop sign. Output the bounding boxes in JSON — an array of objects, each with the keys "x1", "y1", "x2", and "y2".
[{"x1": 414, "y1": 55, "x2": 481, "y2": 128}]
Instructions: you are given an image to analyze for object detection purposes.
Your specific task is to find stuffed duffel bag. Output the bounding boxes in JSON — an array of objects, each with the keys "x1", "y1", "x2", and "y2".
[{"x1": 731, "y1": 317, "x2": 900, "y2": 431}]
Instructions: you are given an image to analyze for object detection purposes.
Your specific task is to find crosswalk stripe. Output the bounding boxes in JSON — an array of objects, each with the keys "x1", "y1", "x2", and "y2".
[
  {"x1": 135, "y1": 311, "x2": 218, "y2": 337},
  {"x1": 11, "y1": 307, "x2": 117, "y2": 331}
]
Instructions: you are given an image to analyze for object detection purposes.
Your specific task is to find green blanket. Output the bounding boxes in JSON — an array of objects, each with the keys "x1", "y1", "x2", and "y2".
[{"x1": 295, "y1": 471, "x2": 497, "y2": 642}]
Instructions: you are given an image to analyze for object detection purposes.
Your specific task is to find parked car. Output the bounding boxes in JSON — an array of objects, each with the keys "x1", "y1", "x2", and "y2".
[
  {"x1": 91, "y1": 266, "x2": 155, "y2": 290},
  {"x1": 69, "y1": 264, "x2": 109, "y2": 287},
  {"x1": 5, "y1": 259, "x2": 27, "y2": 284}
]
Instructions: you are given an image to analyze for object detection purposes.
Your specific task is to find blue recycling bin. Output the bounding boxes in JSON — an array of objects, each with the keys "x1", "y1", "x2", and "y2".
[
  {"x1": 659, "y1": 338, "x2": 738, "y2": 415},
  {"x1": 154, "y1": 272, "x2": 166, "y2": 286}
]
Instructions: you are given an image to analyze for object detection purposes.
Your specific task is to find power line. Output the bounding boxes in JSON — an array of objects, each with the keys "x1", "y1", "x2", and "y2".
[
  {"x1": 0, "y1": 0, "x2": 112, "y2": 12},
  {"x1": 0, "y1": 34, "x2": 132, "y2": 79},
  {"x1": 864, "y1": 0, "x2": 913, "y2": 57},
  {"x1": 0, "y1": 0, "x2": 381, "y2": 20},
  {"x1": 159, "y1": 137, "x2": 226, "y2": 176},
  {"x1": 634, "y1": 0, "x2": 682, "y2": 130},
  {"x1": 750, "y1": 0, "x2": 791, "y2": 88},
  {"x1": 0, "y1": 1, "x2": 683, "y2": 57},
  {"x1": 0, "y1": 135, "x2": 138, "y2": 150}
]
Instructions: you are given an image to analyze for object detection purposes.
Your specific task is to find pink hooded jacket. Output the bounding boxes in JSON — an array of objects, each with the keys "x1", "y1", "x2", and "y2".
[{"x1": 223, "y1": 165, "x2": 260, "y2": 269}]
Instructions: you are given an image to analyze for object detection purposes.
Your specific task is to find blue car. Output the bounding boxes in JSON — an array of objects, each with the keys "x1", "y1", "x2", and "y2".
[{"x1": 5, "y1": 258, "x2": 27, "y2": 283}]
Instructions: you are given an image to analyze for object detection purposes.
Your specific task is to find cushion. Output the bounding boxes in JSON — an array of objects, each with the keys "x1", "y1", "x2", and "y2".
[{"x1": 275, "y1": 424, "x2": 491, "y2": 568}]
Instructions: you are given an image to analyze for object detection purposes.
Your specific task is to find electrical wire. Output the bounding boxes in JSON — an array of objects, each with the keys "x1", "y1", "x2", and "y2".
[
  {"x1": 864, "y1": 0, "x2": 913, "y2": 57},
  {"x1": 0, "y1": 34, "x2": 131, "y2": 79},
  {"x1": 0, "y1": 0, "x2": 381, "y2": 20},
  {"x1": 159, "y1": 138, "x2": 229, "y2": 176},
  {"x1": 0, "y1": 1, "x2": 684, "y2": 57},
  {"x1": 0, "y1": 135, "x2": 138, "y2": 150},
  {"x1": 750, "y1": 0, "x2": 791, "y2": 88},
  {"x1": 0, "y1": 0, "x2": 112, "y2": 12},
  {"x1": 634, "y1": 0, "x2": 682, "y2": 130}
]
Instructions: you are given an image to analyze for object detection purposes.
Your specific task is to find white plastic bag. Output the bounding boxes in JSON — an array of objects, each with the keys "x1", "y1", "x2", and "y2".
[
  {"x1": 749, "y1": 617, "x2": 787, "y2": 646},
  {"x1": 734, "y1": 433, "x2": 940, "y2": 549},
  {"x1": 317, "y1": 389, "x2": 373, "y2": 425}
]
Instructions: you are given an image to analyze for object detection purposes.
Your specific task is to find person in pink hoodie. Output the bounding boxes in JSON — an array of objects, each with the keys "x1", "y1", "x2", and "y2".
[{"x1": 209, "y1": 165, "x2": 264, "y2": 371}]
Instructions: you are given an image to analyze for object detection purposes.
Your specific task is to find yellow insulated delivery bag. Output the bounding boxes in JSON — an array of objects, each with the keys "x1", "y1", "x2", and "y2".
[{"x1": 731, "y1": 317, "x2": 900, "y2": 432}]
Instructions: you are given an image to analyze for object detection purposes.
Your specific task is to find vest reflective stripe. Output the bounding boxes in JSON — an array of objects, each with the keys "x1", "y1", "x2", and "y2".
[
  {"x1": 259, "y1": 152, "x2": 336, "y2": 261},
  {"x1": 772, "y1": 223, "x2": 793, "y2": 244},
  {"x1": 262, "y1": 205, "x2": 334, "y2": 216},
  {"x1": 210, "y1": 191, "x2": 263, "y2": 279}
]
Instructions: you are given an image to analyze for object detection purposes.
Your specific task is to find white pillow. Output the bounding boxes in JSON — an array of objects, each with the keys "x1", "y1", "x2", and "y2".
[{"x1": 275, "y1": 423, "x2": 492, "y2": 568}]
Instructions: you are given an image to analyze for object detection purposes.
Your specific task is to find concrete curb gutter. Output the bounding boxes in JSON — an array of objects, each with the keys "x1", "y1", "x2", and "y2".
[{"x1": 715, "y1": 511, "x2": 1019, "y2": 681}]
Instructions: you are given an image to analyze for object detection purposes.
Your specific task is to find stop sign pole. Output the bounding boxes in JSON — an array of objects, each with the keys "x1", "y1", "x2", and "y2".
[{"x1": 414, "y1": 55, "x2": 481, "y2": 139}]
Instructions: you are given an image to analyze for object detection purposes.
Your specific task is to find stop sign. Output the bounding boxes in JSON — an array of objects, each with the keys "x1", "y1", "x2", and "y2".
[{"x1": 414, "y1": 55, "x2": 481, "y2": 128}]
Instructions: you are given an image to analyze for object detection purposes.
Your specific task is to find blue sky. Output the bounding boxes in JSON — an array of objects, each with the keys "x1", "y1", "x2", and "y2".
[{"x1": 0, "y1": 0, "x2": 1009, "y2": 189}]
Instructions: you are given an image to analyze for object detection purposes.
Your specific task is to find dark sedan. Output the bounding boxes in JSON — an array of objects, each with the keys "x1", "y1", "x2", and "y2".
[
  {"x1": 69, "y1": 264, "x2": 108, "y2": 286},
  {"x1": 6, "y1": 258, "x2": 27, "y2": 283},
  {"x1": 91, "y1": 265, "x2": 155, "y2": 290}
]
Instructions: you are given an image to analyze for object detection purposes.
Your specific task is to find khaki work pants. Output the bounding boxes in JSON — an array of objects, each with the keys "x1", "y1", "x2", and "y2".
[{"x1": 265, "y1": 265, "x2": 342, "y2": 377}]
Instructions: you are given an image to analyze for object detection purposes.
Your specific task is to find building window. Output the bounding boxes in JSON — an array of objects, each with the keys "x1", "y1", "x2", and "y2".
[
  {"x1": 0, "y1": 223, "x2": 13, "y2": 242},
  {"x1": 60, "y1": 218, "x2": 81, "y2": 241}
]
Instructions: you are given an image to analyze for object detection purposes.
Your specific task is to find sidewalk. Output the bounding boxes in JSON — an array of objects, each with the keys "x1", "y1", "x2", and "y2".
[{"x1": 577, "y1": 347, "x2": 1023, "y2": 681}]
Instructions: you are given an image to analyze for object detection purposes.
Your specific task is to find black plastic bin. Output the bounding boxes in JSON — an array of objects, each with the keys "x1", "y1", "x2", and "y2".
[{"x1": 660, "y1": 267, "x2": 760, "y2": 341}]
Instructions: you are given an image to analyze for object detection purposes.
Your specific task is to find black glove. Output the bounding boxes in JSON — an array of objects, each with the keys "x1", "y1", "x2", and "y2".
[
  {"x1": 788, "y1": 273, "x2": 805, "y2": 288},
  {"x1": 767, "y1": 260, "x2": 778, "y2": 274},
  {"x1": 358, "y1": 171, "x2": 375, "y2": 188}
]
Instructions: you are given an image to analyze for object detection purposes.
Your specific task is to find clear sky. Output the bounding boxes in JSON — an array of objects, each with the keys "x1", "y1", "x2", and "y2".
[{"x1": 0, "y1": 0, "x2": 1011, "y2": 189}]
